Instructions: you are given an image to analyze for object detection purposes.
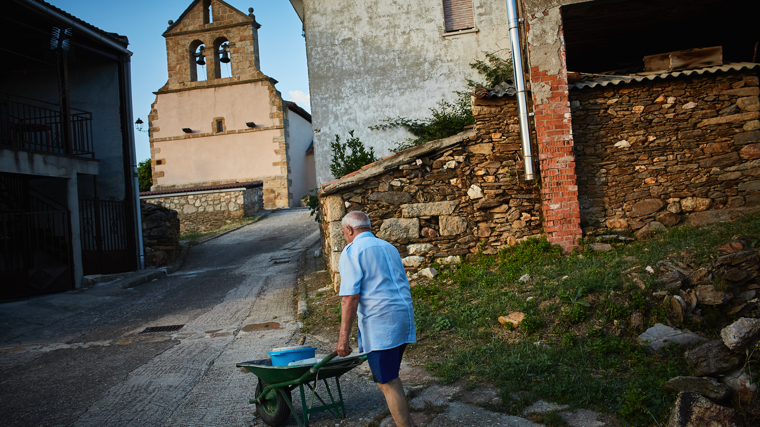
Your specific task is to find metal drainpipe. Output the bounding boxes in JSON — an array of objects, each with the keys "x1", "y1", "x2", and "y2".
[
  {"x1": 123, "y1": 58, "x2": 145, "y2": 270},
  {"x1": 506, "y1": 0, "x2": 536, "y2": 180}
]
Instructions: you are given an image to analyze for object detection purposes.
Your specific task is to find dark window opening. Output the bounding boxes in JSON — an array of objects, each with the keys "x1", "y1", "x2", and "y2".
[
  {"x1": 442, "y1": 0, "x2": 475, "y2": 33},
  {"x1": 203, "y1": 0, "x2": 212, "y2": 24},
  {"x1": 216, "y1": 120, "x2": 223, "y2": 133},
  {"x1": 561, "y1": 0, "x2": 758, "y2": 74}
]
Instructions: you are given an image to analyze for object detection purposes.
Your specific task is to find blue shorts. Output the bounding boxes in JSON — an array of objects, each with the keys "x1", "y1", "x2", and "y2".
[{"x1": 367, "y1": 344, "x2": 407, "y2": 384}]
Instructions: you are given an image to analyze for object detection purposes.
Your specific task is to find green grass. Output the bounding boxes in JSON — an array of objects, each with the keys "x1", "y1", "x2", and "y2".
[
  {"x1": 411, "y1": 212, "x2": 760, "y2": 426},
  {"x1": 180, "y1": 215, "x2": 259, "y2": 243}
]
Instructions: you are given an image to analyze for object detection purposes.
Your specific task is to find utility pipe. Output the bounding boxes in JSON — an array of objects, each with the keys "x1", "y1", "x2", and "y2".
[
  {"x1": 505, "y1": 0, "x2": 536, "y2": 180},
  {"x1": 122, "y1": 57, "x2": 145, "y2": 270}
]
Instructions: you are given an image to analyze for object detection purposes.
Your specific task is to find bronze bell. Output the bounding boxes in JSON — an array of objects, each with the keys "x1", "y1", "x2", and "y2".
[
  {"x1": 219, "y1": 44, "x2": 230, "y2": 64},
  {"x1": 196, "y1": 46, "x2": 206, "y2": 66}
]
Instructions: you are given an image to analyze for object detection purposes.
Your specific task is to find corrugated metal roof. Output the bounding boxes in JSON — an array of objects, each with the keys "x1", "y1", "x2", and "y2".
[
  {"x1": 29, "y1": 0, "x2": 129, "y2": 46},
  {"x1": 570, "y1": 62, "x2": 760, "y2": 90},
  {"x1": 140, "y1": 181, "x2": 262, "y2": 197},
  {"x1": 473, "y1": 82, "x2": 517, "y2": 98}
]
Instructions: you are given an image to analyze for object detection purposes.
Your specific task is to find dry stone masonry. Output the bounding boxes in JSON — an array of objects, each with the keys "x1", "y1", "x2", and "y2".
[
  {"x1": 319, "y1": 96, "x2": 541, "y2": 281},
  {"x1": 141, "y1": 201, "x2": 180, "y2": 267},
  {"x1": 572, "y1": 70, "x2": 760, "y2": 232},
  {"x1": 142, "y1": 184, "x2": 262, "y2": 233}
]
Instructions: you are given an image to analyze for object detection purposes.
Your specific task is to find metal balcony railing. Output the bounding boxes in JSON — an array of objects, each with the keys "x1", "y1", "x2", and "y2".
[{"x1": 0, "y1": 92, "x2": 94, "y2": 158}]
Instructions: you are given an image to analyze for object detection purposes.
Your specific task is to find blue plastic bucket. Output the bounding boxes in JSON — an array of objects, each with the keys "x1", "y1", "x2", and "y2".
[{"x1": 268, "y1": 346, "x2": 317, "y2": 366}]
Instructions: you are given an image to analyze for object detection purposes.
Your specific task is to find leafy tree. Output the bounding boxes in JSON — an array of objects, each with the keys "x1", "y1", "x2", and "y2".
[
  {"x1": 329, "y1": 130, "x2": 377, "y2": 178},
  {"x1": 137, "y1": 159, "x2": 152, "y2": 192}
]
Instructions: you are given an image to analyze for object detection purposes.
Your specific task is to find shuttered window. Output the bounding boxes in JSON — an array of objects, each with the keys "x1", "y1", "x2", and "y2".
[{"x1": 442, "y1": 0, "x2": 475, "y2": 32}]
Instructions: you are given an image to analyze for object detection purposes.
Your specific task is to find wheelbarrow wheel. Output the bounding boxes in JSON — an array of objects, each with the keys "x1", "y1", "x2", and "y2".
[{"x1": 255, "y1": 380, "x2": 292, "y2": 427}]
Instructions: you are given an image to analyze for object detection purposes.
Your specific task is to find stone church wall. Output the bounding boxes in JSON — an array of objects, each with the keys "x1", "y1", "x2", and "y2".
[
  {"x1": 572, "y1": 70, "x2": 760, "y2": 232},
  {"x1": 319, "y1": 96, "x2": 542, "y2": 282}
]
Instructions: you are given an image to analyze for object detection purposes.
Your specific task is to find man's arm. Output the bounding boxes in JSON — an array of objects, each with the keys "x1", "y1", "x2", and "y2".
[{"x1": 336, "y1": 294, "x2": 360, "y2": 357}]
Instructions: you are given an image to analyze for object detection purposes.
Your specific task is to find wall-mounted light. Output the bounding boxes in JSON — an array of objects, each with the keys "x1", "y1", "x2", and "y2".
[
  {"x1": 134, "y1": 118, "x2": 147, "y2": 133},
  {"x1": 246, "y1": 122, "x2": 256, "y2": 128},
  {"x1": 182, "y1": 128, "x2": 193, "y2": 133}
]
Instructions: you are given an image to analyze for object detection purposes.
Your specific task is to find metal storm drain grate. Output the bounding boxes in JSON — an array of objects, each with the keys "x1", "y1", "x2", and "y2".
[{"x1": 140, "y1": 325, "x2": 184, "y2": 334}]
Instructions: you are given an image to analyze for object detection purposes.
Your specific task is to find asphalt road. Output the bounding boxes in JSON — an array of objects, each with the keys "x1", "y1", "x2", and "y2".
[{"x1": 0, "y1": 208, "x2": 353, "y2": 427}]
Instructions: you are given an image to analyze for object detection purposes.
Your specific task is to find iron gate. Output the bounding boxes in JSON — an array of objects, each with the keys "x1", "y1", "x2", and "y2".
[
  {"x1": 0, "y1": 211, "x2": 74, "y2": 299},
  {"x1": 79, "y1": 196, "x2": 134, "y2": 274}
]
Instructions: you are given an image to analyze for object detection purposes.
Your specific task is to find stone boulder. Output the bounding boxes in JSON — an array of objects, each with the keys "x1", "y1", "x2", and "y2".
[
  {"x1": 638, "y1": 324, "x2": 708, "y2": 352},
  {"x1": 656, "y1": 211, "x2": 682, "y2": 227},
  {"x1": 720, "y1": 317, "x2": 760, "y2": 353},
  {"x1": 722, "y1": 367, "x2": 758, "y2": 402},
  {"x1": 685, "y1": 210, "x2": 730, "y2": 226},
  {"x1": 685, "y1": 340, "x2": 743, "y2": 376},
  {"x1": 666, "y1": 392, "x2": 740, "y2": 427},
  {"x1": 656, "y1": 270, "x2": 686, "y2": 291},
  {"x1": 402, "y1": 256, "x2": 425, "y2": 268},
  {"x1": 695, "y1": 285, "x2": 732, "y2": 305},
  {"x1": 663, "y1": 376, "x2": 731, "y2": 401},
  {"x1": 635, "y1": 221, "x2": 668, "y2": 239},
  {"x1": 589, "y1": 243, "x2": 613, "y2": 252},
  {"x1": 631, "y1": 199, "x2": 666, "y2": 217},
  {"x1": 440, "y1": 216, "x2": 468, "y2": 236},
  {"x1": 418, "y1": 267, "x2": 437, "y2": 279}
]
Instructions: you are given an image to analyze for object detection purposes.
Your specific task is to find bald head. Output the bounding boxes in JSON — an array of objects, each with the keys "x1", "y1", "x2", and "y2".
[{"x1": 341, "y1": 211, "x2": 371, "y2": 244}]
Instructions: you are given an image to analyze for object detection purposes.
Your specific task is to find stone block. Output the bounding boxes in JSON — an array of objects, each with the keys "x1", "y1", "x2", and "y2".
[
  {"x1": 328, "y1": 221, "x2": 347, "y2": 252},
  {"x1": 737, "y1": 96, "x2": 760, "y2": 112},
  {"x1": 377, "y1": 218, "x2": 419, "y2": 241},
  {"x1": 680, "y1": 197, "x2": 712, "y2": 212},
  {"x1": 440, "y1": 216, "x2": 468, "y2": 236},
  {"x1": 330, "y1": 251, "x2": 341, "y2": 272},
  {"x1": 467, "y1": 185, "x2": 484, "y2": 199},
  {"x1": 695, "y1": 285, "x2": 731, "y2": 305},
  {"x1": 324, "y1": 194, "x2": 346, "y2": 222},
  {"x1": 401, "y1": 201, "x2": 458, "y2": 217},
  {"x1": 656, "y1": 211, "x2": 681, "y2": 226},
  {"x1": 407, "y1": 243, "x2": 435, "y2": 255},
  {"x1": 698, "y1": 152, "x2": 740, "y2": 168},
  {"x1": 466, "y1": 143, "x2": 493, "y2": 155},
  {"x1": 367, "y1": 191, "x2": 412, "y2": 205},
  {"x1": 734, "y1": 130, "x2": 760, "y2": 145}
]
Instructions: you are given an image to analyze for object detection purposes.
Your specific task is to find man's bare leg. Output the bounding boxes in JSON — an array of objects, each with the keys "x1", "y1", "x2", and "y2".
[{"x1": 377, "y1": 377, "x2": 414, "y2": 427}]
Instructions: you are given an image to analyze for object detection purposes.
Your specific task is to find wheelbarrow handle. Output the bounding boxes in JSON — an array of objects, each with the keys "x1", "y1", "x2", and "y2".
[{"x1": 309, "y1": 351, "x2": 338, "y2": 374}]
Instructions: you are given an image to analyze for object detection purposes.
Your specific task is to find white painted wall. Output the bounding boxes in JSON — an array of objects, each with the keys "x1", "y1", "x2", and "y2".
[
  {"x1": 297, "y1": 0, "x2": 512, "y2": 184},
  {"x1": 286, "y1": 107, "x2": 315, "y2": 205}
]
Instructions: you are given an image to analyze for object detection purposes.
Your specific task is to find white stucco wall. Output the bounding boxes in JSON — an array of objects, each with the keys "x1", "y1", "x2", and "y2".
[
  {"x1": 300, "y1": 0, "x2": 512, "y2": 184},
  {"x1": 286, "y1": 108, "x2": 315, "y2": 205}
]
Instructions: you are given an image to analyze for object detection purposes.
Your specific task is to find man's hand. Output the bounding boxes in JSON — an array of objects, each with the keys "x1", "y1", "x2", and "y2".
[
  {"x1": 336, "y1": 338, "x2": 352, "y2": 357},
  {"x1": 337, "y1": 294, "x2": 360, "y2": 357}
]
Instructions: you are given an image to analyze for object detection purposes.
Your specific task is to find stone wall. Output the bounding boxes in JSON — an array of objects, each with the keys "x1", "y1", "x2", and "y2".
[
  {"x1": 142, "y1": 186, "x2": 263, "y2": 233},
  {"x1": 572, "y1": 70, "x2": 760, "y2": 233},
  {"x1": 319, "y1": 96, "x2": 542, "y2": 281},
  {"x1": 141, "y1": 201, "x2": 180, "y2": 267}
]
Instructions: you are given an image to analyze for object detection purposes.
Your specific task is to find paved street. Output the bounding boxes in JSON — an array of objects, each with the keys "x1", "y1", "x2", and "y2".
[{"x1": 0, "y1": 208, "x2": 388, "y2": 427}]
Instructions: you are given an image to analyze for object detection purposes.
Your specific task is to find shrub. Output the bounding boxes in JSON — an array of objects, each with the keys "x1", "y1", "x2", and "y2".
[
  {"x1": 137, "y1": 159, "x2": 152, "y2": 192},
  {"x1": 329, "y1": 130, "x2": 377, "y2": 178}
]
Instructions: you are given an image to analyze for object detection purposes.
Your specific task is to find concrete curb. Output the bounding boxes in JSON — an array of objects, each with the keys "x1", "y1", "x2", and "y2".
[
  {"x1": 190, "y1": 212, "x2": 269, "y2": 246},
  {"x1": 119, "y1": 241, "x2": 191, "y2": 289}
]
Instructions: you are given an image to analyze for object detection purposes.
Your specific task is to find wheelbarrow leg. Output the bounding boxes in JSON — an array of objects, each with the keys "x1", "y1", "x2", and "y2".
[
  {"x1": 322, "y1": 378, "x2": 344, "y2": 419},
  {"x1": 335, "y1": 376, "x2": 346, "y2": 419}
]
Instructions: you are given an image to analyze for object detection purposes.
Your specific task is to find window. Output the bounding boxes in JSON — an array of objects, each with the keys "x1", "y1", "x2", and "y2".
[
  {"x1": 212, "y1": 117, "x2": 226, "y2": 133},
  {"x1": 203, "y1": 0, "x2": 213, "y2": 24},
  {"x1": 442, "y1": 0, "x2": 475, "y2": 33},
  {"x1": 216, "y1": 120, "x2": 223, "y2": 133}
]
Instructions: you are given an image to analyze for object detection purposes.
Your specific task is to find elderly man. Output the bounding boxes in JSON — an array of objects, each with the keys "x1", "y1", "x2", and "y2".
[{"x1": 336, "y1": 211, "x2": 416, "y2": 427}]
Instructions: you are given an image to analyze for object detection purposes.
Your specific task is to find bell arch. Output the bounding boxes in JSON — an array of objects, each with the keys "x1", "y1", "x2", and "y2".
[
  {"x1": 189, "y1": 40, "x2": 207, "y2": 82},
  {"x1": 213, "y1": 37, "x2": 232, "y2": 79}
]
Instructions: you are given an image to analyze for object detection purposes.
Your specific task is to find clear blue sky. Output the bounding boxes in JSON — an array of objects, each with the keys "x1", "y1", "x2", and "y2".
[{"x1": 47, "y1": 0, "x2": 308, "y2": 163}]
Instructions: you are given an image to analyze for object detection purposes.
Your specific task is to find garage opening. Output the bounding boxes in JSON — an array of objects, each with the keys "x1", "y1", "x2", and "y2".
[{"x1": 561, "y1": 0, "x2": 758, "y2": 74}]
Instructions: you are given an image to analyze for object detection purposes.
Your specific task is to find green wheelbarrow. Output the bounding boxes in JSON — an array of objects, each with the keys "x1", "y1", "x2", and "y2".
[{"x1": 237, "y1": 351, "x2": 367, "y2": 427}]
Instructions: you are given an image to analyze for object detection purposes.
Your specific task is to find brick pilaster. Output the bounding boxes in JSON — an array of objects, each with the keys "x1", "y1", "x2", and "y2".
[{"x1": 529, "y1": 50, "x2": 582, "y2": 251}]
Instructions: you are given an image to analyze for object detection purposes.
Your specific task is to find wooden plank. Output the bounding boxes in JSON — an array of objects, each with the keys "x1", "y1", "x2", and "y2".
[
  {"x1": 670, "y1": 46, "x2": 722, "y2": 70},
  {"x1": 644, "y1": 46, "x2": 722, "y2": 72}
]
